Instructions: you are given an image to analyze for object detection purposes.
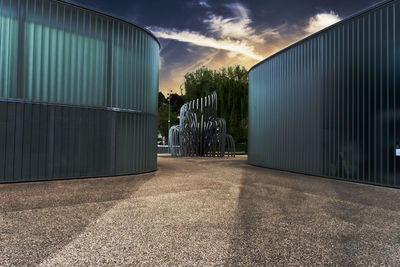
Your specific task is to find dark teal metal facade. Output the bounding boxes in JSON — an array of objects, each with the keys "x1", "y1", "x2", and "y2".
[
  {"x1": 249, "y1": 0, "x2": 400, "y2": 187},
  {"x1": 0, "y1": 0, "x2": 159, "y2": 182}
]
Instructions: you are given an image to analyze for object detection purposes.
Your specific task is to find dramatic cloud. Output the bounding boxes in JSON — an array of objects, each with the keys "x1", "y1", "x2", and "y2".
[
  {"x1": 204, "y1": 3, "x2": 255, "y2": 39},
  {"x1": 198, "y1": 0, "x2": 210, "y2": 8},
  {"x1": 150, "y1": 3, "x2": 342, "y2": 94},
  {"x1": 259, "y1": 22, "x2": 288, "y2": 39},
  {"x1": 305, "y1": 11, "x2": 341, "y2": 34},
  {"x1": 159, "y1": 48, "x2": 258, "y2": 93},
  {"x1": 149, "y1": 27, "x2": 263, "y2": 60},
  {"x1": 159, "y1": 48, "x2": 222, "y2": 92},
  {"x1": 149, "y1": 3, "x2": 265, "y2": 62}
]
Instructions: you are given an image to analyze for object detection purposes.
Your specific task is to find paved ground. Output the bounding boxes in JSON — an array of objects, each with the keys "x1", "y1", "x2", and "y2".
[{"x1": 1, "y1": 155, "x2": 400, "y2": 266}]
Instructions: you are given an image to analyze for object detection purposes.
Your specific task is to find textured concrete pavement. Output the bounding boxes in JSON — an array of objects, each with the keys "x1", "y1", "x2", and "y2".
[{"x1": 1, "y1": 155, "x2": 400, "y2": 266}]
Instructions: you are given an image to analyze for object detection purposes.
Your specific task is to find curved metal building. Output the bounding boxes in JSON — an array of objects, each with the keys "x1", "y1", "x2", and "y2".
[
  {"x1": 248, "y1": 0, "x2": 400, "y2": 187},
  {"x1": 0, "y1": 0, "x2": 159, "y2": 182}
]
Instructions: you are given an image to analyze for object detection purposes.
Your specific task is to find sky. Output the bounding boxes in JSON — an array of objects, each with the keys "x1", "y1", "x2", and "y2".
[{"x1": 69, "y1": 0, "x2": 382, "y2": 95}]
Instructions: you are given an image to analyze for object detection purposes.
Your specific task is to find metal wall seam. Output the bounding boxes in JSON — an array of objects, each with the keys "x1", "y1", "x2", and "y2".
[
  {"x1": 0, "y1": 0, "x2": 159, "y2": 183},
  {"x1": 249, "y1": 0, "x2": 400, "y2": 188}
]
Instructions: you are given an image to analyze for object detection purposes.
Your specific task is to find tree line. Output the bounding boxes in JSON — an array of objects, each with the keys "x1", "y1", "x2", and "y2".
[{"x1": 158, "y1": 65, "x2": 248, "y2": 149}]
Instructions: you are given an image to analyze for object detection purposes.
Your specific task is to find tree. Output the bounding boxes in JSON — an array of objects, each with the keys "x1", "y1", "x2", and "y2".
[
  {"x1": 169, "y1": 93, "x2": 184, "y2": 113},
  {"x1": 158, "y1": 92, "x2": 166, "y2": 108},
  {"x1": 158, "y1": 65, "x2": 248, "y2": 148},
  {"x1": 158, "y1": 104, "x2": 168, "y2": 142},
  {"x1": 184, "y1": 65, "x2": 248, "y2": 144},
  {"x1": 158, "y1": 92, "x2": 181, "y2": 143}
]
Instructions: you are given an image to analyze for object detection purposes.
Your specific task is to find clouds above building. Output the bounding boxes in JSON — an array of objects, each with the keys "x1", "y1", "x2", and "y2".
[
  {"x1": 305, "y1": 11, "x2": 341, "y2": 34},
  {"x1": 69, "y1": 0, "x2": 376, "y2": 94},
  {"x1": 150, "y1": 2, "x2": 342, "y2": 93}
]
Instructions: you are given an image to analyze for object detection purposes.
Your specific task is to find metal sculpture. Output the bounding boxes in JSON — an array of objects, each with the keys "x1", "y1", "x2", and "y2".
[{"x1": 169, "y1": 91, "x2": 235, "y2": 157}]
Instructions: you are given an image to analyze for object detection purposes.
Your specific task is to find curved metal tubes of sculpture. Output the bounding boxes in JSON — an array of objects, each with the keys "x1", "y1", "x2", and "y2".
[
  {"x1": 168, "y1": 91, "x2": 235, "y2": 157},
  {"x1": 168, "y1": 125, "x2": 182, "y2": 156},
  {"x1": 225, "y1": 134, "x2": 236, "y2": 157}
]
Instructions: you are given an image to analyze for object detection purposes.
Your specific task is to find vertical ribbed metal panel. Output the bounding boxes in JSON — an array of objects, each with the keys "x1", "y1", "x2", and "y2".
[
  {"x1": 0, "y1": 0, "x2": 159, "y2": 110},
  {"x1": 249, "y1": 0, "x2": 400, "y2": 188},
  {"x1": 0, "y1": 0, "x2": 159, "y2": 183},
  {"x1": 0, "y1": 0, "x2": 18, "y2": 99},
  {"x1": 0, "y1": 101, "x2": 158, "y2": 182}
]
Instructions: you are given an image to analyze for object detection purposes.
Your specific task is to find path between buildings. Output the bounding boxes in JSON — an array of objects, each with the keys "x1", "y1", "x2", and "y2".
[{"x1": 1, "y1": 155, "x2": 400, "y2": 266}]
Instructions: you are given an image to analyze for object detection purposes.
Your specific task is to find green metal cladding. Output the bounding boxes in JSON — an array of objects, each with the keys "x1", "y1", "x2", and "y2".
[
  {"x1": 0, "y1": 0, "x2": 159, "y2": 182},
  {"x1": 248, "y1": 0, "x2": 400, "y2": 187}
]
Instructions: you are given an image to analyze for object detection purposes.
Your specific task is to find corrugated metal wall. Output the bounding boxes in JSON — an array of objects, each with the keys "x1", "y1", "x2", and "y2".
[
  {"x1": 0, "y1": 101, "x2": 157, "y2": 182},
  {"x1": 0, "y1": 0, "x2": 159, "y2": 182},
  {"x1": 248, "y1": 0, "x2": 400, "y2": 187}
]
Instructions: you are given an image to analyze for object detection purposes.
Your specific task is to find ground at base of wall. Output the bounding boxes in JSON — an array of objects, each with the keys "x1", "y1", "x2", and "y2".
[{"x1": 1, "y1": 155, "x2": 400, "y2": 266}]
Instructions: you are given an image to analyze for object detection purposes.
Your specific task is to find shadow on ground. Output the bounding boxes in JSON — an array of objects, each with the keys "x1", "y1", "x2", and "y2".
[
  {"x1": 2, "y1": 156, "x2": 400, "y2": 265},
  {"x1": 226, "y1": 161, "x2": 400, "y2": 265},
  {"x1": 0, "y1": 173, "x2": 154, "y2": 266}
]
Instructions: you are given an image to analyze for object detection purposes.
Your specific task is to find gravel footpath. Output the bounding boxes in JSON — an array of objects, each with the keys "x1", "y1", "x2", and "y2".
[{"x1": 1, "y1": 155, "x2": 400, "y2": 266}]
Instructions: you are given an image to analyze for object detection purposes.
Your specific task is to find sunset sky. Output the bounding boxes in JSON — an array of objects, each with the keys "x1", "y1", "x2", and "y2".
[{"x1": 69, "y1": 0, "x2": 381, "y2": 94}]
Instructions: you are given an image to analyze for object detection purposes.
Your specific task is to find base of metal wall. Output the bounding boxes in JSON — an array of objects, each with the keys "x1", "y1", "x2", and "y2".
[
  {"x1": 247, "y1": 160, "x2": 400, "y2": 189},
  {"x1": 0, "y1": 101, "x2": 157, "y2": 183}
]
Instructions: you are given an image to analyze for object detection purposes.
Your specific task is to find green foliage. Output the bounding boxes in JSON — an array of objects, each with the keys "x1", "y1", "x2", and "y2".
[
  {"x1": 158, "y1": 105, "x2": 180, "y2": 142},
  {"x1": 158, "y1": 104, "x2": 168, "y2": 141},
  {"x1": 158, "y1": 92, "x2": 166, "y2": 107},
  {"x1": 169, "y1": 93, "x2": 184, "y2": 113},
  {"x1": 184, "y1": 65, "x2": 248, "y2": 143},
  {"x1": 158, "y1": 92, "x2": 183, "y2": 142},
  {"x1": 158, "y1": 65, "x2": 248, "y2": 148}
]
